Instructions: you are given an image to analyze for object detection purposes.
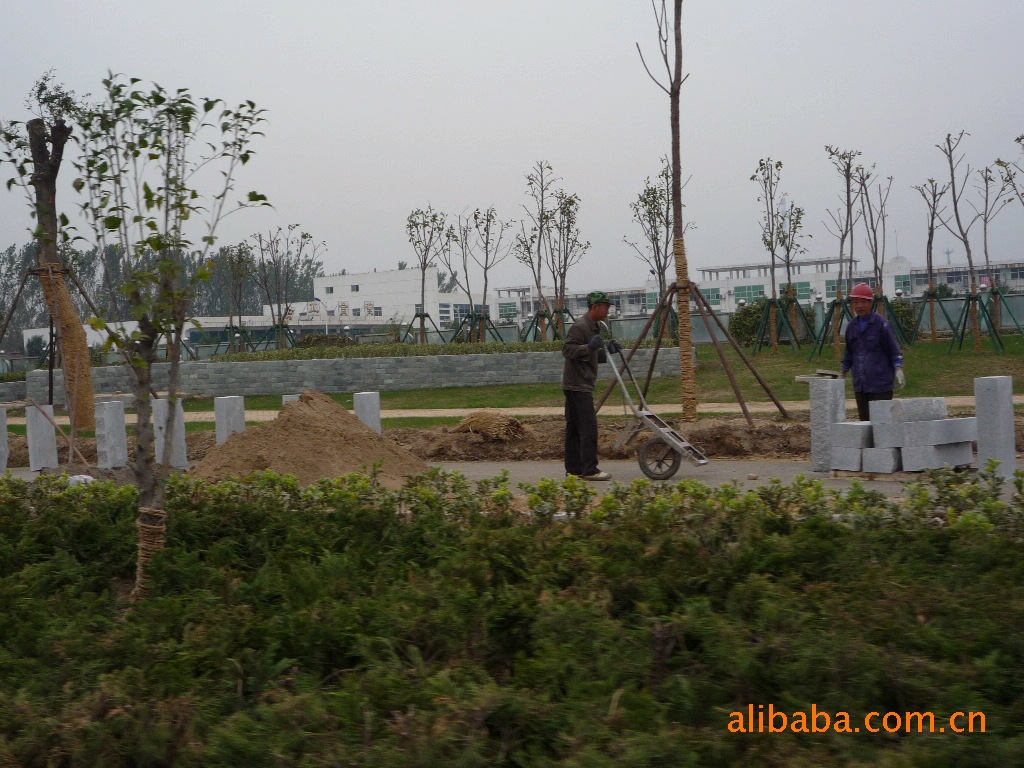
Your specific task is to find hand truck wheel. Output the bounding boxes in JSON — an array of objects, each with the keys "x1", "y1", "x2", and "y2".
[{"x1": 637, "y1": 436, "x2": 682, "y2": 481}]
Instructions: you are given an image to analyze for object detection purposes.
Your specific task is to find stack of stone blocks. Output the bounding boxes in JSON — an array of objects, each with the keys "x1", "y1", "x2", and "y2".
[{"x1": 812, "y1": 375, "x2": 1016, "y2": 475}]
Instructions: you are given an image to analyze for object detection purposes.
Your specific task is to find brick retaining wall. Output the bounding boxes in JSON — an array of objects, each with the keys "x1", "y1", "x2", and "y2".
[{"x1": 18, "y1": 348, "x2": 682, "y2": 405}]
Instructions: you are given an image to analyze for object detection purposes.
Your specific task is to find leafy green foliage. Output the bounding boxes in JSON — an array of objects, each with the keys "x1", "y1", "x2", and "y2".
[
  {"x1": 214, "y1": 339, "x2": 567, "y2": 361},
  {"x1": 891, "y1": 297, "x2": 916, "y2": 337},
  {"x1": 727, "y1": 299, "x2": 765, "y2": 346},
  {"x1": 1, "y1": 469, "x2": 1024, "y2": 764}
]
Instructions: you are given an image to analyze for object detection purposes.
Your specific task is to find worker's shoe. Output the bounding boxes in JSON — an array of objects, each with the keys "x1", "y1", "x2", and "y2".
[{"x1": 582, "y1": 470, "x2": 612, "y2": 481}]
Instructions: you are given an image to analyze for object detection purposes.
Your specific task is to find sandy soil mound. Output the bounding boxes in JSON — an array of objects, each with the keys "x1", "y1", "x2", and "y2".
[{"x1": 190, "y1": 389, "x2": 428, "y2": 489}]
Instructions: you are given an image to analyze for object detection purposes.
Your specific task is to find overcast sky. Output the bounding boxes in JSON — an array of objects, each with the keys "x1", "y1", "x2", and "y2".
[{"x1": 3, "y1": 1, "x2": 1023, "y2": 293}]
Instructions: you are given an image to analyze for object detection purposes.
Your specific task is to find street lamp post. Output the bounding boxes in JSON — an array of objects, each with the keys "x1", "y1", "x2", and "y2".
[{"x1": 314, "y1": 296, "x2": 328, "y2": 335}]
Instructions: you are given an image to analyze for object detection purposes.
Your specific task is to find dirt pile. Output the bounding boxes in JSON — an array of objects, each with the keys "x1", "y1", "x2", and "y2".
[
  {"x1": 389, "y1": 415, "x2": 815, "y2": 462},
  {"x1": 190, "y1": 389, "x2": 428, "y2": 488}
]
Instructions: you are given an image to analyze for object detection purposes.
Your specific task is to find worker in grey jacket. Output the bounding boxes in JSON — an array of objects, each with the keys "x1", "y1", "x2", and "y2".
[{"x1": 562, "y1": 291, "x2": 612, "y2": 480}]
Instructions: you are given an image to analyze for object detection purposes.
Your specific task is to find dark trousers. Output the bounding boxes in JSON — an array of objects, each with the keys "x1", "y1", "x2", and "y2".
[
  {"x1": 564, "y1": 389, "x2": 599, "y2": 476},
  {"x1": 854, "y1": 390, "x2": 892, "y2": 422}
]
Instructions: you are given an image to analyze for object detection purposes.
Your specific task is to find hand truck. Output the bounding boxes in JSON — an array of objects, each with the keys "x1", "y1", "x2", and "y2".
[{"x1": 602, "y1": 334, "x2": 709, "y2": 480}]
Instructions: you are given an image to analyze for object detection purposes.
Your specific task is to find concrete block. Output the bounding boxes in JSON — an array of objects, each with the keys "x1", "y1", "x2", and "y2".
[
  {"x1": 832, "y1": 421, "x2": 873, "y2": 448},
  {"x1": 215, "y1": 396, "x2": 246, "y2": 444},
  {"x1": 830, "y1": 447, "x2": 862, "y2": 472},
  {"x1": 871, "y1": 397, "x2": 948, "y2": 424},
  {"x1": 354, "y1": 391, "x2": 382, "y2": 434},
  {"x1": 0, "y1": 407, "x2": 7, "y2": 471},
  {"x1": 152, "y1": 398, "x2": 188, "y2": 468},
  {"x1": 26, "y1": 403, "x2": 59, "y2": 471},
  {"x1": 901, "y1": 442, "x2": 973, "y2": 472},
  {"x1": 95, "y1": 400, "x2": 129, "y2": 469},
  {"x1": 862, "y1": 447, "x2": 902, "y2": 474},
  {"x1": 867, "y1": 399, "x2": 896, "y2": 424},
  {"x1": 975, "y1": 376, "x2": 1016, "y2": 478},
  {"x1": 282, "y1": 394, "x2": 301, "y2": 404},
  {"x1": 809, "y1": 378, "x2": 848, "y2": 472},
  {"x1": 872, "y1": 423, "x2": 906, "y2": 449},
  {"x1": 903, "y1": 417, "x2": 977, "y2": 448}
]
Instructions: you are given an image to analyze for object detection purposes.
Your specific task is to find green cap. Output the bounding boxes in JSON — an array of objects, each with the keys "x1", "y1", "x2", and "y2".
[{"x1": 587, "y1": 290, "x2": 611, "y2": 307}]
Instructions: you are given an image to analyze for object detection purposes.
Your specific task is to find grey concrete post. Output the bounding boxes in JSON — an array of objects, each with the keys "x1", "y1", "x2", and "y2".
[
  {"x1": 354, "y1": 391, "x2": 382, "y2": 434},
  {"x1": 282, "y1": 394, "x2": 301, "y2": 404},
  {"x1": 215, "y1": 396, "x2": 246, "y2": 444},
  {"x1": 975, "y1": 376, "x2": 1015, "y2": 478},
  {"x1": 95, "y1": 400, "x2": 129, "y2": 469},
  {"x1": 0, "y1": 407, "x2": 7, "y2": 471},
  {"x1": 26, "y1": 403, "x2": 59, "y2": 471},
  {"x1": 152, "y1": 398, "x2": 188, "y2": 468},
  {"x1": 809, "y1": 378, "x2": 847, "y2": 472}
]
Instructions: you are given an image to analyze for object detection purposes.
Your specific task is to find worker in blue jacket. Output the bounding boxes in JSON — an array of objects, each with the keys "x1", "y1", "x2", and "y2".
[{"x1": 841, "y1": 283, "x2": 905, "y2": 421}]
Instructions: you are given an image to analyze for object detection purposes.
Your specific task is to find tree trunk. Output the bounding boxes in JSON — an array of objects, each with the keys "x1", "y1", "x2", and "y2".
[
  {"x1": 769, "y1": 292, "x2": 779, "y2": 352},
  {"x1": 419, "y1": 269, "x2": 427, "y2": 344},
  {"x1": 832, "y1": 290, "x2": 842, "y2": 359},
  {"x1": 970, "y1": 282, "x2": 981, "y2": 352},
  {"x1": 993, "y1": 292, "x2": 1001, "y2": 332},
  {"x1": 787, "y1": 285, "x2": 798, "y2": 341},
  {"x1": 670, "y1": 0, "x2": 696, "y2": 422},
  {"x1": 27, "y1": 118, "x2": 95, "y2": 430},
  {"x1": 928, "y1": 283, "x2": 937, "y2": 342}
]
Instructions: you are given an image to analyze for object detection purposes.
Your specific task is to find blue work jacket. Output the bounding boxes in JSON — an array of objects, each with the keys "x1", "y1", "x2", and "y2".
[{"x1": 841, "y1": 312, "x2": 903, "y2": 393}]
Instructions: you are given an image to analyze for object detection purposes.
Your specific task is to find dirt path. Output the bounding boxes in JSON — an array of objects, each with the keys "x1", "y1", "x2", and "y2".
[{"x1": 5, "y1": 394, "x2": 1010, "y2": 425}]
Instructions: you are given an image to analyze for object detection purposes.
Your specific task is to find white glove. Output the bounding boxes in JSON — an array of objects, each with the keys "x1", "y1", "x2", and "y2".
[{"x1": 895, "y1": 368, "x2": 906, "y2": 390}]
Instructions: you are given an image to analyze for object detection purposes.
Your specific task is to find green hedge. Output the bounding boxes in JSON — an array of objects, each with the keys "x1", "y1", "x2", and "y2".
[
  {"x1": 214, "y1": 340, "x2": 566, "y2": 362},
  {"x1": 0, "y1": 371, "x2": 26, "y2": 383},
  {"x1": 1, "y1": 467, "x2": 1023, "y2": 764}
]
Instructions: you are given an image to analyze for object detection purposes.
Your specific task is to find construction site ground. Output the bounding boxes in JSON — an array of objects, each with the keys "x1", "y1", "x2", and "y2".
[{"x1": 5, "y1": 393, "x2": 1023, "y2": 498}]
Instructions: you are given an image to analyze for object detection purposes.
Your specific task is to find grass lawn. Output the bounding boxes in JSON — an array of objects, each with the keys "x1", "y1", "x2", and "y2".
[{"x1": 12, "y1": 334, "x2": 1024, "y2": 419}]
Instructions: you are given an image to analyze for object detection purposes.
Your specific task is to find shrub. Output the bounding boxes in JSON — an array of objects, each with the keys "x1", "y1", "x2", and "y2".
[{"x1": 2, "y1": 469, "x2": 1023, "y2": 764}]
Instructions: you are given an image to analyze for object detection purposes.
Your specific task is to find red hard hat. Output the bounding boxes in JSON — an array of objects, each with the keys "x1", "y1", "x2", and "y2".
[{"x1": 850, "y1": 283, "x2": 874, "y2": 300}]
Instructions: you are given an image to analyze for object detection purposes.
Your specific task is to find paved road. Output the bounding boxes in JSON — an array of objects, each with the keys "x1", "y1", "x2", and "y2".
[{"x1": 8, "y1": 457, "x2": 986, "y2": 500}]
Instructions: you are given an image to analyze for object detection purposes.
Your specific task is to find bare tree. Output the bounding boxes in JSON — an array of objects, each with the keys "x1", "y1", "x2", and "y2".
[
  {"x1": 219, "y1": 243, "x2": 255, "y2": 351},
  {"x1": 751, "y1": 158, "x2": 783, "y2": 351},
  {"x1": 855, "y1": 164, "x2": 893, "y2": 294},
  {"x1": 637, "y1": 0, "x2": 696, "y2": 420},
  {"x1": 515, "y1": 161, "x2": 557, "y2": 337},
  {"x1": 252, "y1": 225, "x2": 325, "y2": 348},
  {"x1": 937, "y1": 131, "x2": 982, "y2": 350},
  {"x1": 972, "y1": 166, "x2": 1012, "y2": 287},
  {"x1": 405, "y1": 206, "x2": 450, "y2": 343},
  {"x1": 438, "y1": 211, "x2": 476, "y2": 334},
  {"x1": 544, "y1": 190, "x2": 589, "y2": 336},
  {"x1": 624, "y1": 158, "x2": 693, "y2": 299},
  {"x1": 912, "y1": 178, "x2": 950, "y2": 342}
]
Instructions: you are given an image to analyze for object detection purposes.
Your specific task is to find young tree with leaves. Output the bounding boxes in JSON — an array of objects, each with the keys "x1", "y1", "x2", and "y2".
[
  {"x1": 515, "y1": 161, "x2": 557, "y2": 338},
  {"x1": 545, "y1": 190, "x2": 589, "y2": 336},
  {"x1": 937, "y1": 131, "x2": 983, "y2": 350},
  {"x1": 912, "y1": 178, "x2": 949, "y2": 342},
  {"x1": 405, "y1": 206, "x2": 450, "y2": 343},
  {"x1": 751, "y1": 158, "x2": 784, "y2": 351},
  {"x1": 74, "y1": 73, "x2": 268, "y2": 517},
  {"x1": 822, "y1": 146, "x2": 863, "y2": 357},
  {"x1": 1, "y1": 72, "x2": 96, "y2": 428},
  {"x1": 624, "y1": 158, "x2": 694, "y2": 300},
  {"x1": 777, "y1": 200, "x2": 810, "y2": 335}
]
